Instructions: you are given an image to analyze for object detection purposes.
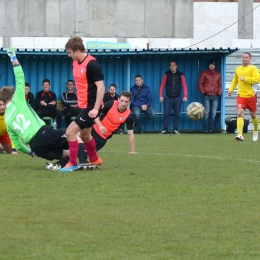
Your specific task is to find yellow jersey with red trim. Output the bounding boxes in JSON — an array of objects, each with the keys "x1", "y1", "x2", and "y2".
[
  {"x1": 0, "y1": 114, "x2": 7, "y2": 136},
  {"x1": 229, "y1": 64, "x2": 260, "y2": 98},
  {"x1": 0, "y1": 114, "x2": 16, "y2": 149}
]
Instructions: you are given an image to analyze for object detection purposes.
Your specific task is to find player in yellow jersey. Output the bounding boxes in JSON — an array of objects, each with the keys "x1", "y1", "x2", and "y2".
[
  {"x1": 0, "y1": 100, "x2": 17, "y2": 154},
  {"x1": 228, "y1": 52, "x2": 260, "y2": 141}
]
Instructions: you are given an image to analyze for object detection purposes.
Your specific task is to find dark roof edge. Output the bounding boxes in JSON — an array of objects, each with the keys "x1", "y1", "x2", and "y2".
[{"x1": 0, "y1": 47, "x2": 239, "y2": 56}]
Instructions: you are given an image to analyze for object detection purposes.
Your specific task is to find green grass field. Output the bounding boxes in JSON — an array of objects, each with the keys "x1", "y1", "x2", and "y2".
[{"x1": 1, "y1": 133, "x2": 260, "y2": 260}]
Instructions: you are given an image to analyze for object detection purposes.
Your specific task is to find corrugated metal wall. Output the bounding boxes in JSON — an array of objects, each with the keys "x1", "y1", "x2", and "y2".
[
  {"x1": 0, "y1": 52, "x2": 229, "y2": 132},
  {"x1": 128, "y1": 58, "x2": 223, "y2": 131}
]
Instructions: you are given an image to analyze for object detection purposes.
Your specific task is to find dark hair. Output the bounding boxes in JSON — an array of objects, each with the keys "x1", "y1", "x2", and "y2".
[
  {"x1": 42, "y1": 79, "x2": 50, "y2": 85},
  {"x1": 109, "y1": 84, "x2": 117, "y2": 89},
  {"x1": 243, "y1": 52, "x2": 251, "y2": 58},
  {"x1": 65, "y1": 36, "x2": 85, "y2": 52},
  {"x1": 67, "y1": 79, "x2": 74, "y2": 84},
  {"x1": 119, "y1": 91, "x2": 132, "y2": 100},
  {"x1": 135, "y1": 74, "x2": 142, "y2": 79},
  {"x1": 0, "y1": 86, "x2": 15, "y2": 103},
  {"x1": 25, "y1": 82, "x2": 30, "y2": 87},
  {"x1": 170, "y1": 60, "x2": 178, "y2": 65}
]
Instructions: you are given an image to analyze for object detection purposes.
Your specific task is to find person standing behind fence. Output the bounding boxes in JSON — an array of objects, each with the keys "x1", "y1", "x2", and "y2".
[
  {"x1": 159, "y1": 60, "x2": 188, "y2": 134},
  {"x1": 228, "y1": 52, "x2": 260, "y2": 142},
  {"x1": 130, "y1": 75, "x2": 155, "y2": 134},
  {"x1": 61, "y1": 79, "x2": 80, "y2": 127},
  {"x1": 198, "y1": 61, "x2": 222, "y2": 134}
]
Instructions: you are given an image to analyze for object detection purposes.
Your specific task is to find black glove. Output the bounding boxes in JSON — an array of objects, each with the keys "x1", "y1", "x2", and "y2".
[{"x1": 203, "y1": 93, "x2": 208, "y2": 96}]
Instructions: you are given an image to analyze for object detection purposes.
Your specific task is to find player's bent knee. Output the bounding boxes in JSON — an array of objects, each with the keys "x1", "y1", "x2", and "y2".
[{"x1": 66, "y1": 122, "x2": 80, "y2": 140}]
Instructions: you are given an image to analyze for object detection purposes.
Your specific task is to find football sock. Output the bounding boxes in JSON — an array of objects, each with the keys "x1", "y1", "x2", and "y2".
[
  {"x1": 237, "y1": 117, "x2": 244, "y2": 135},
  {"x1": 68, "y1": 140, "x2": 78, "y2": 166},
  {"x1": 78, "y1": 143, "x2": 88, "y2": 163},
  {"x1": 55, "y1": 156, "x2": 69, "y2": 168},
  {"x1": 252, "y1": 116, "x2": 258, "y2": 132},
  {"x1": 84, "y1": 137, "x2": 98, "y2": 162}
]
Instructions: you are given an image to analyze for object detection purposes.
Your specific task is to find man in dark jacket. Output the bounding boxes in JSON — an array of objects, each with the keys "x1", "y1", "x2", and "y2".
[
  {"x1": 198, "y1": 61, "x2": 222, "y2": 133},
  {"x1": 103, "y1": 84, "x2": 119, "y2": 103},
  {"x1": 159, "y1": 60, "x2": 188, "y2": 134},
  {"x1": 35, "y1": 79, "x2": 63, "y2": 129},
  {"x1": 130, "y1": 75, "x2": 155, "y2": 134},
  {"x1": 25, "y1": 82, "x2": 35, "y2": 110},
  {"x1": 61, "y1": 79, "x2": 80, "y2": 127}
]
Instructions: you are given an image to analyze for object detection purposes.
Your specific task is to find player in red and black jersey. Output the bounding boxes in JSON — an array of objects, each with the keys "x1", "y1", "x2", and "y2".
[
  {"x1": 92, "y1": 91, "x2": 136, "y2": 155},
  {"x1": 61, "y1": 36, "x2": 105, "y2": 172}
]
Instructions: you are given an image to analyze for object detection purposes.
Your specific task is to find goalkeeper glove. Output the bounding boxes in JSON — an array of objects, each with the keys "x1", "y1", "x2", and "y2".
[
  {"x1": 7, "y1": 47, "x2": 17, "y2": 62},
  {"x1": 29, "y1": 149, "x2": 37, "y2": 159},
  {"x1": 12, "y1": 148, "x2": 18, "y2": 155}
]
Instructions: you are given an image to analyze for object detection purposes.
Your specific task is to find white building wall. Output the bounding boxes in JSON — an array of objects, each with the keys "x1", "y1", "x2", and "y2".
[{"x1": 0, "y1": 2, "x2": 260, "y2": 50}]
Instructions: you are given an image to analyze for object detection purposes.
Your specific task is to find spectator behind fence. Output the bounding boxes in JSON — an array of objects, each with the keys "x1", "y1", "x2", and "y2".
[
  {"x1": 159, "y1": 60, "x2": 188, "y2": 135},
  {"x1": 198, "y1": 61, "x2": 222, "y2": 134},
  {"x1": 61, "y1": 79, "x2": 80, "y2": 127},
  {"x1": 130, "y1": 75, "x2": 155, "y2": 134},
  {"x1": 25, "y1": 82, "x2": 35, "y2": 110},
  {"x1": 35, "y1": 79, "x2": 63, "y2": 129},
  {"x1": 103, "y1": 84, "x2": 119, "y2": 103}
]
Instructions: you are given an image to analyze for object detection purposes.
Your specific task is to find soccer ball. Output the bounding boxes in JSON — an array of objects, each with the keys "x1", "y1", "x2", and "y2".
[{"x1": 186, "y1": 102, "x2": 205, "y2": 121}]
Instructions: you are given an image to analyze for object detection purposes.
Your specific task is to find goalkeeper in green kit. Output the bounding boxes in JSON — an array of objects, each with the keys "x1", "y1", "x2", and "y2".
[{"x1": 0, "y1": 47, "x2": 93, "y2": 169}]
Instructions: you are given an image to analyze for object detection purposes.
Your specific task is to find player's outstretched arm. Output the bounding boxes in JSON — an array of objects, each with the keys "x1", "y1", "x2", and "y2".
[
  {"x1": 127, "y1": 129, "x2": 137, "y2": 154},
  {"x1": 8, "y1": 129, "x2": 36, "y2": 158},
  {"x1": 7, "y1": 47, "x2": 26, "y2": 101},
  {"x1": 5, "y1": 47, "x2": 34, "y2": 157},
  {"x1": 7, "y1": 47, "x2": 19, "y2": 66}
]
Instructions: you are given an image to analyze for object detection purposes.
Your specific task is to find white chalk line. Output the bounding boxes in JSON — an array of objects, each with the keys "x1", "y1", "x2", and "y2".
[{"x1": 100, "y1": 150, "x2": 260, "y2": 164}]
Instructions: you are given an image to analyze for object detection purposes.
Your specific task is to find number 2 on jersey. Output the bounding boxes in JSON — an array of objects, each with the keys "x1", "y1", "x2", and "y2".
[{"x1": 13, "y1": 114, "x2": 31, "y2": 134}]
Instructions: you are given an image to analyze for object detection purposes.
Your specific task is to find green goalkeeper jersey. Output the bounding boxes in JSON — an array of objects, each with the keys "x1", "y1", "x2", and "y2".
[{"x1": 5, "y1": 65, "x2": 45, "y2": 154}]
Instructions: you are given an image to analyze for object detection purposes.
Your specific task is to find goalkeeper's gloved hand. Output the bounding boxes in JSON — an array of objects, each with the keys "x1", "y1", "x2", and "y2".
[
  {"x1": 29, "y1": 149, "x2": 37, "y2": 159},
  {"x1": 7, "y1": 47, "x2": 17, "y2": 62},
  {"x1": 12, "y1": 148, "x2": 18, "y2": 155}
]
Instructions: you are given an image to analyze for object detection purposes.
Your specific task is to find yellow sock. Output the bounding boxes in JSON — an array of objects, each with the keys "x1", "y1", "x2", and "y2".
[
  {"x1": 252, "y1": 116, "x2": 259, "y2": 132},
  {"x1": 237, "y1": 117, "x2": 244, "y2": 135}
]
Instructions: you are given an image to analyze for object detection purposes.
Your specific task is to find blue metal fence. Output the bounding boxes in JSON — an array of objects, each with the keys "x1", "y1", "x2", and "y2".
[{"x1": 0, "y1": 48, "x2": 238, "y2": 132}]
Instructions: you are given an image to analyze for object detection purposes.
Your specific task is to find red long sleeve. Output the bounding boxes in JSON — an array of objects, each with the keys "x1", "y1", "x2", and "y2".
[
  {"x1": 181, "y1": 75, "x2": 188, "y2": 98},
  {"x1": 159, "y1": 74, "x2": 167, "y2": 97}
]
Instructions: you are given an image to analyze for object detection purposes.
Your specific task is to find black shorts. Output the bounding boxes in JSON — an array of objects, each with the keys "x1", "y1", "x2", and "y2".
[
  {"x1": 74, "y1": 108, "x2": 96, "y2": 130},
  {"x1": 29, "y1": 126, "x2": 68, "y2": 160},
  {"x1": 91, "y1": 128, "x2": 107, "y2": 151}
]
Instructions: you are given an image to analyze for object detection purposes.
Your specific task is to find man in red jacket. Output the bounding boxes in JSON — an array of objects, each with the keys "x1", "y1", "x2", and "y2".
[{"x1": 198, "y1": 61, "x2": 222, "y2": 134}]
